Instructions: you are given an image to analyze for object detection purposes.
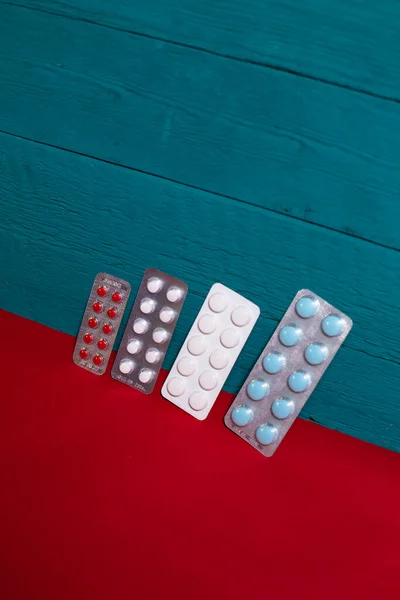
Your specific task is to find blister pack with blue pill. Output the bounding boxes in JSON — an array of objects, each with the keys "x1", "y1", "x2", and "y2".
[
  {"x1": 111, "y1": 268, "x2": 188, "y2": 394},
  {"x1": 224, "y1": 289, "x2": 353, "y2": 457}
]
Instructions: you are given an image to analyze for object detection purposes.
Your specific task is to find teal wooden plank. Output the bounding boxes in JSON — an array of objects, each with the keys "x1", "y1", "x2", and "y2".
[
  {"x1": 6, "y1": 0, "x2": 400, "y2": 101},
  {"x1": 0, "y1": 5, "x2": 400, "y2": 250},
  {"x1": 0, "y1": 132, "x2": 399, "y2": 451}
]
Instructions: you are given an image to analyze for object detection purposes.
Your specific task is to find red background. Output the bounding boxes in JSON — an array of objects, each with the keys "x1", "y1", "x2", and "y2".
[{"x1": 1, "y1": 310, "x2": 399, "y2": 599}]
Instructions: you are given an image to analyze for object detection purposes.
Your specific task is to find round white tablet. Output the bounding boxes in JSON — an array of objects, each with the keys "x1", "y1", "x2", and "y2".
[
  {"x1": 198, "y1": 314, "x2": 216, "y2": 335},
  {"x1": 189, "y1": 392, "x2": 208, "y2": 411},
  {"x1": 231, "y1": 306, "x2": 251, "y2": 327},
  {"x1": 220, "y1": 328, "x2": 240, "y2": 348},
  {"x1": 133, "y1": 318, "x2": 149, "y2": 334},
  {"x1": 199, "y1": 370, "x2": 217, "y2": 391},
  {"x1": 177, "y1": 356, "x2": 196, "y2": 376},
  {"x1": 152, "y1": 327, "x2": 168, "y2": 344},
  {"x1": 208, "y1": 292, "x2": 228, "y2": 313},
  {"x1": 140, "y1": 297, "x2": 156, "y2": 314},
  {"x1": 166, "y1": 286, "x2": 183, "y2": 303},
  {"x1": 167, "y1": 377, "x2": 185, "y2": 397},
  {"x1": 126, "y1": 338, "x2": 142, "y2": 355},
  {"x1": 147, "y1": 277, "x2": 163, "y2": 294},
  {"x1": 159, "y1": 306, "x2": 176, "y2": 324},
  {"x1": 187, "y1": 335, "x2": 206, "y2": 356},
  {"x1": 209, "y1": 349, "x2": 229, "y2": 370},
  {"x1": 138, "y1": 368, "x2": 153, "y2": 384},
  {"x1": 119, "y1": 358, "x2": 134, "y2": 374},
  {"x1": 145, "y1": 348, "x2": 161, "y2": 364}
]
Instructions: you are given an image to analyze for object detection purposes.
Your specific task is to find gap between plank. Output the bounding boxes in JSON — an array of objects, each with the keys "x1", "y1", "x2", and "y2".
[
  {"x1": 1, "y1": 127, "x2": 399, "y2": 257},
  {"x1": 2, "y1": 0, "x2": 400, "y2": 106}
]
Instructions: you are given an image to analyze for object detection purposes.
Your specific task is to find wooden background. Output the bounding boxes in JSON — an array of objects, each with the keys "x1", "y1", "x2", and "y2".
[{"x1": 0, "y1": 0, "x2": 399, "y2": 451}]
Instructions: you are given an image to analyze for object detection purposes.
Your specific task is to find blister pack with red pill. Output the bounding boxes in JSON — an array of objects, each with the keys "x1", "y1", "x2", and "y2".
[
  {"x1": 111, "y1": 268, "x2": 188, "y2": 394},
  {"x1": 73, "y1": 272, "x2": 131, "y2": 375}
]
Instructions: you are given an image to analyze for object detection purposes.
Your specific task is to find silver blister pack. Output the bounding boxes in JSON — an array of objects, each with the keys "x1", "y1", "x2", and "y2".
[
  {"x1": 111, "y1": 268, "x2": 188, "y2": 394},
  {"x1": 73, "y1": 272, "x2": 131, "y2": 375},
  {"x1": 224, "y1": 289, "x2": 353, "y2": 457}
]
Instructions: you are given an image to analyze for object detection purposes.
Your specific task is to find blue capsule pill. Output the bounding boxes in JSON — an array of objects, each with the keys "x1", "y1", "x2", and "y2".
[
  {"x1": 255, "y1": 424, "x2": 278, "y2": 446},
  {"x1": 247, "y1": 378, "x2": 269, "y2": 401},
  {"x1": 263, "y1": 352, "x2": 285, "y2": 374},
  {"x1": 296, "y1": 296, "x2": 319, "y2": 319},
  {"x1": 232, "y1": 405, "x2": 254, "y2": 427},
  {"x1": 288, "y1": 370, "x2": 311, "y2": 393},
  {"x1": 271, "y1": 398, "x2": 295, "y2": 420},
  {"x1": 279, "y1": 324, "x2": 302, "y2": 347},
  {"x1": 322, "y1": 315, "x2": 345, "y2": 337},
  {"x1": 305, "y1": 343, "x2": 328, "y2": 365}
]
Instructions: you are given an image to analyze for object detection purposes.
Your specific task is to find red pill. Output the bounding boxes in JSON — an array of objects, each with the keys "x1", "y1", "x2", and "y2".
[
  {"x1": 107, "y1": 307, "x2": 118, "y2": 319},
  {"x1": 93, "y1": 301, "x2": 103, "y2": 313},
  {"x1": 83, "y1": 333, "x2": 94, "y2": 344},
  {"x1": 103, "y1": 323, "x2": 113, "y2": 335},
  {"x1": 97, "y1": 339, "x2": 108, "y2": 351},
  {"x1": 93, "y1": 354, "x2": 103, "y2": 366},
  {"x1": 79, "y1": 348, "x2": 89, "y2": 360},
  {"x1": 97, "y1": 286, "x2": 107, "y2": 297},
  {"x1": 112, "y1": 292, "x2": 122, "y2": 303},
  {"x1": 88, "y1": 317, "x2": 98, "y2": 329}
]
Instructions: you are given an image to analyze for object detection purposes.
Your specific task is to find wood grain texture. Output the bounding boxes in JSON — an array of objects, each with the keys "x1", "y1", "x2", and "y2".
[
  {"x1": 1, "y1": 4, "x2": 400, "y2": 250},
  {"x1": 6, "y1": 0, "x2": 400, "y2": 101},
  {"x1": 0, "y1": 132, "x2": 399, "y2": 451}
]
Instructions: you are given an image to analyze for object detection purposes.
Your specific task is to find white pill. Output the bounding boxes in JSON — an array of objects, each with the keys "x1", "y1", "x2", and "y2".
[
  {"x1": 208, "y1": 292, "x2": 228, "y2": 313},
  {"x1": 209, "y1": 349, "x2": 229, "y2": 370},
  {"x1": 119, "y1": 358, "x2": 134, "y2": 374},
  {"x1": 145, "y1": 348, "x2": 161, "y2": 364},
  {"x1": 199, "y1": 370, "x2": 217, "y2": 391},
  {"x1": 133, "y1": 318, "x2": 149, "y2": 334},
  {"x1": 140, "y1": 297, "x2": 156, "y2": 314},
  {"x1": 198, "y1": 314, "x2": 216, "y2": 334},
  {"x1": 220, "y1": 328, "x2": 240, "y2": 348},
  {"x1": 177, "y1": 356, "x2": 196, "y2": 376},
  {"x1": 147, "y1": 277, "x2": 163, "y2": 294},
  {"x1": 231, "y1": 306, "x2": 251, "y2": 327},
  {"x1": 152, "y1": 327, "x2": 169, "y2": 344},
  {"x1": 187, "y1": 335, "x2": 206, "y2": 356},
  {"x1": 166, "y1": 286, "x2": 183, "y2": 303},
  {"x1": 167, "y1": 377, "x2": 186, "y2": 397},
  {"x1": 159, "y1": 306, "x2": 176, "y2": 324},
  {"x1": 189, "y1": 392, "x2": 208, "y2": 412},
  {"x1": 139, "y1": 368, "x2": 153, "y2": 384},
  {"x1": 126, "y1": 338, "x2": 142, "y2": 355}
]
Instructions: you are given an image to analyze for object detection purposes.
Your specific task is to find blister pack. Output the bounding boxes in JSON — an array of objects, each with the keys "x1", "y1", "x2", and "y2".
[
  {"x1": 73, "y1": 272, "x2": 131, "y2": 375},
  {"x1": 162, "y1": 283, "x2": 260, "y2": 420},
  {"x1": 111, "y1": 268, "x2": 188, "y2": 394},
  {"x1": 224, "y1": 289, "x2": 353, "y2": 456}
]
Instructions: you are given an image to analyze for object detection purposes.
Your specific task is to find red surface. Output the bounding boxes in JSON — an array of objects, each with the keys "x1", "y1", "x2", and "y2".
[{"x1": 0, "y1": 309, "x2": 399, "y2": 600}]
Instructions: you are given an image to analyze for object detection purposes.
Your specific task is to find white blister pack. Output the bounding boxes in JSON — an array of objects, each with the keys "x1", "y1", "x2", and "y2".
[
  {"x1": 111, "y1": 268, "x2": 188, "y2": 394},
  {"x1": 224, "y1": 289, "x2": 353, "y2": 457},
  {"x1": 73, "y1": 272, "x2": 131, "y2": 375},
  {"x1": 162, "y1": 283, "x2": 260, "y2": 420}
]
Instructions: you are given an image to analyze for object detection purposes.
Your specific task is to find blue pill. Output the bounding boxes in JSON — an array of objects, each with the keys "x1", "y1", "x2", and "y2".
[
  {"x1": 247, "y1": 378, "x2": 269, "y2": 401},
  {"x1": 279, "y1": 325, "x2": 302, "y2": 347},
  {"x1": 296, "y1": 296, "x2": 319, "y2": 319},
  {"x1": 288, "y1": 370, "x2": 311, "y2": 393},
  {"x1": 255, "y1": 424, "x2": 278, "y2": 446},
  {"x1": 263, "y1": 352, "x2": 285, "y2": 374},
  {"x1": 322, "y1": 315, "x2": 345, "y2": 337},
  {"x1": 271, "y1": 398, "x2": 295, "y2": 420},
  {"x1": 305, "y1": 343, "x2": 328, "y2": 365},
  {"x1": 232, "y1": 405, "x2": 254, "y2": 427}
]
